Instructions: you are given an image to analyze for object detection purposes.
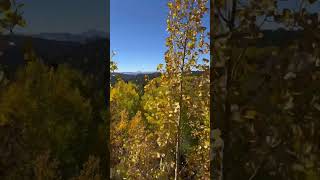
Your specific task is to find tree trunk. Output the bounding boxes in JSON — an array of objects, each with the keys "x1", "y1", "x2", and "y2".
[
  {"x1": 174, "y1": 118, "x2": 181, "y2": 180},
  {"x1": 174, "y1": 36, "x2": 188, "y2": 180},
  {"x1": 210, "y1": 0, "x2": 215, "y2": 178}
]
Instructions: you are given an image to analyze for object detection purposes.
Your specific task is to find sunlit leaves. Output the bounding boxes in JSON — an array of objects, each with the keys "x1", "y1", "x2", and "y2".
[
  {"x1": 110, "y1": 80, "x2": 139, "y2": 119},
  {"x1": 111, "y1": 0, "x2": 209, "y2": 178},
  {"x1": 162, "y1": 1, "x2": 210, "y2": 178}
]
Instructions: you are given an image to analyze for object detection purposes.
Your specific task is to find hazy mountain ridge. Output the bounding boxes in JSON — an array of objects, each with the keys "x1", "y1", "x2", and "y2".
[
  {"x1": 116, "y1": 71, "x2": 157, "y2": 75},
  {"x1": 0, "y1": 29, "x2": 305, "y2": 83},
  {"x1": 111, "y1": 72, "x2": 161, "y2": 85},
  {"x1": 110, "y1": 71, "x2": 205, "y2": 86},
  {"x1": 0, "y1": 34, "x2": 108, "y2": 85},
  {"x1": 27, "y1": 30, "x2": 107, "y2": 43}
]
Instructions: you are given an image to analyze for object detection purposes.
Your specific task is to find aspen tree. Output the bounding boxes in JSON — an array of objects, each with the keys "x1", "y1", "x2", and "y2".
[{"x1": 163, "y1": 0, "x2": 209, "y2": 178}]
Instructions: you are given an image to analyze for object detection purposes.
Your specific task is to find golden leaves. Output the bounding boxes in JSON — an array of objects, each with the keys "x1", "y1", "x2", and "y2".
[
  {"x1": 112, "y1": 0, "x2": 210, "y2": 178},
  {"x1": 187, "y1": 41, "x2": 195, "y2": 49},
  {"x1": 157, "y1": 64, "x2": 164, "y2": 71},
  {"x1": 244, "y1": 110, "x2": 257, "y2": 119}
]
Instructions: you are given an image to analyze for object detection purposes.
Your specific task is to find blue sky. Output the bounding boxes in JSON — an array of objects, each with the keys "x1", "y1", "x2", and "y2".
[
  {"x1": 111, "y1": 0, "x2": 210, "y2": 72},
  {"x1": 15, "y1": 0, "x2": 108, "y2": 34}
]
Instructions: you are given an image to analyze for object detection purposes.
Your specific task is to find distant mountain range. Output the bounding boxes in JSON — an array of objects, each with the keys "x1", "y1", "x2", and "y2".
[
  {"x1": 0, "y1": 29, "x2": 306, "y2": 86},
  {"x1": 110, "y1": 72, "x2": 161, "y2": 87},
  {"x1": 26, "y1": 30, "x2": 107, "y2": 43},
  {"x1": 0, "y1": 34, "x2": 108, "y2": 87},
  {"x1": 116, "y1": 71, "x2": 157, "y2": 75},
  {"x1": 110, "y1": 71, "x2": 207, "y2": 86}
]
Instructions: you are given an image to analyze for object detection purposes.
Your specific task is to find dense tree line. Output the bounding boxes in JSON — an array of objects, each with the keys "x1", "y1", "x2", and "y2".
[{"x1": 0, "y1": 59, "x2": 107, "y2": 179}]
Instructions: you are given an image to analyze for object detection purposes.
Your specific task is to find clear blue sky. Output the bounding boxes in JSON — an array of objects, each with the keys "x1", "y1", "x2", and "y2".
[
  {"x1": 15, "y1": 0, "x2": 108, "y2": 34},
  {"x1": 111, "y1": 0, "x2": 209, "y2": 72}
]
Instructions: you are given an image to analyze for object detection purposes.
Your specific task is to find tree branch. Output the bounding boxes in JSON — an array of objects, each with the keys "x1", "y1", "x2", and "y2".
[
  {"x1": 229, "y1": 0, "x2": 237, "y2": 30},
  {"x1": 217, "y1": 7, "x2": 230, "y2": 25}
]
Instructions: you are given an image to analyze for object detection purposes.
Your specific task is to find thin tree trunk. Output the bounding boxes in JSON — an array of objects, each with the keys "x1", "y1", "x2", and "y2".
[
  {"x1": 222, "y1": 1, "x2": 237, "y2": 179},
  {"x1": 210, "y1": 0, "x2": 215, "y2": 179},
  {"x1": 174, "y1": 114, "x2": 181, "y2": 180},
  {"x1": 222, "y1": 48, "x2": 232, "y2": 180},
  {"x1": 211, "y1": 0, "x2": 237, "y2": 179},
  {"x1": 211, "y1": 1, "x2": 225, "y2": 180},
  {"x1": 174, "y1": 36, "x2": 188, "y2": 180}
]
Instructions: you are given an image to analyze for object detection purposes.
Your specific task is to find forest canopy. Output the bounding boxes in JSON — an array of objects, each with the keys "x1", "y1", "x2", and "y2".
[{"x1": 0, "y1": 0, "x2": 107, "y2": 179}]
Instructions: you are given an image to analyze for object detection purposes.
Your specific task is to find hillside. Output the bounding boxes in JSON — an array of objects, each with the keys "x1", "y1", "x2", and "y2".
[
  {"x1": 0, "y1": 34, "x2": 108, "y2": 86},
  {"x1": 111, "y1": 72, "x2": 160, "y2": 85}
]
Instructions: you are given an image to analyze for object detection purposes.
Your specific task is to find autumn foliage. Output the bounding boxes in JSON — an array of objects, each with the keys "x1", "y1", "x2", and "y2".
[{"x1": 110, "y1": 0, "x2": 210, "y2": 179}]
